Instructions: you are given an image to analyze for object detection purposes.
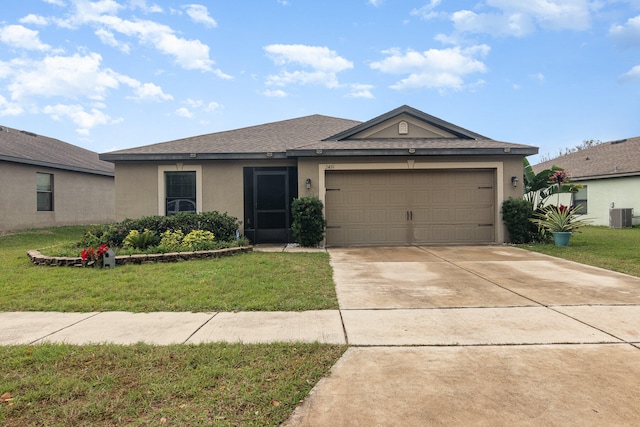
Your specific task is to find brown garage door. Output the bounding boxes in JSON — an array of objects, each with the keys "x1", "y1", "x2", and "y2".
[{"x1": 325, "y1": 169, "x2": 495, "y2": 246}]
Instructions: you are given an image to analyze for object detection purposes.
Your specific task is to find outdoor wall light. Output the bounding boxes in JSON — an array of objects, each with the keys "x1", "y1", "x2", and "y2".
[
  {"x1": 266, "y1": 152, "x2": 273, "y2": 157},
  {"x1": 408, "y1": 148, "x2": 416, "y2": 154},
  {"x1": 511, "y1": 176, "x2": 519, "y2": 187},
  {"x1": 305, "y1": 178, "x2": 312, "y2": 189},
  {"x1": 315, "y1": 149, "x2": 323, "y2": 155}
]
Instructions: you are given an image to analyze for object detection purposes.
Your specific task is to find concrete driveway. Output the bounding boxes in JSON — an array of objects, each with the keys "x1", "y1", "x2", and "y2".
[{"x1": 284, "y1": 246, "x2": 640, "y2": 426}]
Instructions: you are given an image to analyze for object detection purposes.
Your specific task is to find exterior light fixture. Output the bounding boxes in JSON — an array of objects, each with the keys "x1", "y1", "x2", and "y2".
[
  {"x1": 266, "y1": 152, "x2": 273, "y2": 158},
  {"x1": 189, "y1": 153, "x2": 197, "y2": 158},
  {"x1": 315, "y1": 149, "x2": 323, "y2": 155},
  {"x1": 408, "y1": 148, "x2": 416, "y2": 154},
  {"x1": 305, "y1": 178, "x2": 311, "y2": 189},
  {"x1": 511, "y1": 176, "x2": 519, "y2": 187}
]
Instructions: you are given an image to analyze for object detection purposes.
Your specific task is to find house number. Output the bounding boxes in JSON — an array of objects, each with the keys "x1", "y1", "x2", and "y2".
[{"x1": 326, "y1": 165, "x2": 335, "y2": 170}]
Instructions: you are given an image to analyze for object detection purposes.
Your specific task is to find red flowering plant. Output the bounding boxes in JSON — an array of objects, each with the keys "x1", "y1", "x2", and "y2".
[
  {"x1": 531, "y1": 169, "x2": 590, "y2": 235},
  {"x1": 80, "y1": 243, "x2": 109, "y2": 267}
]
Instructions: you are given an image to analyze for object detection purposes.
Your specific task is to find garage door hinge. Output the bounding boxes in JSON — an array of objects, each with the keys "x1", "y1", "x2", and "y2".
[
  {"x1": 326, "y1": 225, "x2": 341, "y2": 229},
  {"x1": 477, "y1": 186, "x2": 493, "y2": 189},
  {"x1": 325, "y1": 188, "x2": 341, "y2": 191},
  {"x1": 478, "y1": 224, "x2": 494, "y2": 227}
]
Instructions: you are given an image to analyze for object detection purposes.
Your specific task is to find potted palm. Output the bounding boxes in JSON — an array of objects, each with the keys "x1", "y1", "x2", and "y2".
[{"x1": 530, "y1": 204, "x2": 590, "y2": 246}]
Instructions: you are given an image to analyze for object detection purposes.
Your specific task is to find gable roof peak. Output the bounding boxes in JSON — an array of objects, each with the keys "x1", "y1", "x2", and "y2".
[{"x1": 324, "y1": 105, "x2": 489, "y2": 141}]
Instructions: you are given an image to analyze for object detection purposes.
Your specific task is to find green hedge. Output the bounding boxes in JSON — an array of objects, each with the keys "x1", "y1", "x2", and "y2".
[{"x1": 81, "y1": 211, "x2": 240, "y2": 248}]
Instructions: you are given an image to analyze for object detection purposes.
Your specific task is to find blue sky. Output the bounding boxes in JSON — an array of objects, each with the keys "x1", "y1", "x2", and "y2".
[{"x1": 1, "y1": 0, "x2": 639, "y2": 163}]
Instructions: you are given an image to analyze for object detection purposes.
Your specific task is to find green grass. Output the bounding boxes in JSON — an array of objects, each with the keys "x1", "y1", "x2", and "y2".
[
  {"x1": 0, "y1": 342, "x2": 347, "y2": 426},
  {"x1": 0, "y1": 226, "x2": 338, "y2": 312},
  {"x1": 519, "y1": 226, "x2": 640, "y2": 277}
]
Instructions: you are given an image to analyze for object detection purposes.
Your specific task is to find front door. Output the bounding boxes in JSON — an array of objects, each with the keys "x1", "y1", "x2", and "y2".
[{"x1": 243, "y1": 167, "x2": 298, "y2": 244}]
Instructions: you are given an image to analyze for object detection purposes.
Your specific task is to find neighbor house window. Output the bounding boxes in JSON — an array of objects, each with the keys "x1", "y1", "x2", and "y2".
[
  {"x1": 573, "y1": 185, "x2": 587, "y2": 214},
  {"x1": 36, "y1": 172, "x2": 53, "y2": 211},
  {"x1": 165, "y1": 171, "x2": 196, "y2": 216}
]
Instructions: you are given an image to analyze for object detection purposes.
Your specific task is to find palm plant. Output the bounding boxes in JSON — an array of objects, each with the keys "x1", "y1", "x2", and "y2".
[{"x1": 530, "y1": 204, "x2": 590, "y2": 233}]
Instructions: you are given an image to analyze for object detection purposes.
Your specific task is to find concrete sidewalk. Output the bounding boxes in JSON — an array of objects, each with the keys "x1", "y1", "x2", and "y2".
[{"x1": 0, "y1": 310, "x2": 346, "y2": 346}]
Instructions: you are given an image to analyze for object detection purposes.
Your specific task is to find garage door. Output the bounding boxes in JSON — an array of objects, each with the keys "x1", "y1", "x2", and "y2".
[{"x1": 325, "y1": 169, "x2": 495, "y2": 246}]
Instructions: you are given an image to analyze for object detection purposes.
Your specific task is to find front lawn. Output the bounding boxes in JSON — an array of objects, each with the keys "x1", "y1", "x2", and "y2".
[
  {"x1": 0, "y1": 226, "x2": 338, "y2": 312},
  {"x1": 0, "y1": 342, "x2": 346, "y2": 426},
  {"x1": 519, "y1": 226, "x2": 640, "y2": 277}
]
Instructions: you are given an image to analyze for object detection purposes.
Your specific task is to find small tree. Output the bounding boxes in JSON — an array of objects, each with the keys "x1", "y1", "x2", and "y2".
[{"x1": 291, "y1": 197, "x2": 327, "y2": 247}]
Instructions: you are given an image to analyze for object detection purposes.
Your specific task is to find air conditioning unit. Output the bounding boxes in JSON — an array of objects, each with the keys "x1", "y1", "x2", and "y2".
[{"x1": 609, "y1": 208, "x2": 633, "y2": 228}]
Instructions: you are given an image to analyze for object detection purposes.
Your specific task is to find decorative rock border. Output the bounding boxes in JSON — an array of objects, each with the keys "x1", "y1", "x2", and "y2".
[{"x1": 27, "y1": 246, "x2": 253, "y2": 267}]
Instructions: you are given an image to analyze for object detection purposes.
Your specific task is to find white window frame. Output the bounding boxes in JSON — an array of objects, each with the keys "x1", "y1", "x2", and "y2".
[{"x1": 158, "y1": 164, "x2": 202, "y2": 216}]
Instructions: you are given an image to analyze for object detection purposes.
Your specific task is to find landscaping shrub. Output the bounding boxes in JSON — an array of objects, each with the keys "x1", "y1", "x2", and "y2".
[
  {"x1": 181, "y1": 230, "x2": 216, "y2": 251},
  {"x1": 292, "y1": 197, "x2": 327, "y2": 247},
  {"x1": 123, "y1": 229, "x2": 159, "y2": 250},
  {"x1": 81, "y1": 211, "x2": 240, "y2": 248},
  {"x1": 501, "y1": 198, "x2": 539, "y2": 244}
]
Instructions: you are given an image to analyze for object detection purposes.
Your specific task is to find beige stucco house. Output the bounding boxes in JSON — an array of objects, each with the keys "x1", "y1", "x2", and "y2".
[
  {"x1": 0, "y1": 125, "x2": 115, "y2": 232},
  {"x1": 101, "y1": 105, "x2": 538, "y2": 246},
  {"x1": 534, "y1": 136, "x2": 640, "y2": 227}
]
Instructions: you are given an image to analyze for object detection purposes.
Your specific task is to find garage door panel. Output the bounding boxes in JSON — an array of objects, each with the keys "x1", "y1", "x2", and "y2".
[{"x1": 325, "y1": 170, "x2": 495, "y2": 246}]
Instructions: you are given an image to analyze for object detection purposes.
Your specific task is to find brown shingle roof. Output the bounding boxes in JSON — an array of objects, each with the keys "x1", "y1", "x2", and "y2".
[
  {"x1": 101, "y1": 108, "x2": 537, "y2": 161},
  {"x1": 106, "y1": 114, "x2": 361, "y2": 155},
  {"x1": 533, "y1": 136, "x2": 640, "y2": 180},
  {"x1": 0, "y1": 125, "x2": 114, "y2": 176}
]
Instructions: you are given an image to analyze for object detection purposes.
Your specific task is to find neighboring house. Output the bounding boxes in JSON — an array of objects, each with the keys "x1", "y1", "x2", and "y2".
[
  {"x1": 100, "y1": 105, "x2": 537, "y2": 246},
  {"x1": 533, "y1": 136, "x2": 640, "y2": 227},
  {"x1": 0, "y1": 125, "x2": 115, "y2": 232}
]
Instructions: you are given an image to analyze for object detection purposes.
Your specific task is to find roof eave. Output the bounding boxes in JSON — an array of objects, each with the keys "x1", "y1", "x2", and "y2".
[
  {"x1": 572, "y1": 171, "x2": 640, "y2": 181},
  {"x1": 99, "y1": 152, "x2": 289, "y2": 162},
  {"x1": 1, "y1": 155, "x2": 114, "y2": 177},
  {"x1": 288, "y1": 147, "x2": 539, "y2": 157}
]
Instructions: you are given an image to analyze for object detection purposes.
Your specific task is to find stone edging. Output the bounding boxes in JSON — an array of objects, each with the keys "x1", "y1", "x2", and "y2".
[{"x1": 27, "y1": 246, "x2": 253, "y2": 267}]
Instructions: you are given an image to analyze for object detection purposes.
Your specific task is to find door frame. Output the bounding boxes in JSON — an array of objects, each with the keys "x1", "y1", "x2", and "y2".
[{"x1": 243, "y1": 167, "x2": 298, "y2": 244}]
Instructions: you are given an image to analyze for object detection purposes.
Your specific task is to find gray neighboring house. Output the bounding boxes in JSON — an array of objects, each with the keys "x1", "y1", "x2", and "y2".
[
  {"x1": 101, "y1": 105, "x2": 538, "y2": 246},
  {"x1": 533, "y1": 136, "x2": 640, "y2": 226},
  {"x1": 0, "y1": 125, "x2": 115, "y2": 232}
]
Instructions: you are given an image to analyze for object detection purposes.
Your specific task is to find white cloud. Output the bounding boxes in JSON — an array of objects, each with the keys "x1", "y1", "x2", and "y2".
[
  {"x1": 618, "y1": 64, "x2": 640, "y2": 82},
  {"x1": 95, "y1": 28, "x2": 130, "y2": 53},
  {"x1": 175, "y1": 107, "x2": 193, "y2": 118},
  {"x1": 129, "y1": 0, "x2": 163, "y2": 13},
  {"x1": 20, "y1": 14, "x2": 49, "y2": 26},
  {"x1": 452, "y1": 10, "x2": 534, "y2": 37},
  {"x1": 265, "y1": 44, "x2": 353, "y2": 72},
  {"x1": 0, "y1": 25, "x2": 52, "y2": 51},
  {"x1": 57, "y1": 0, "x2": 230, "y2": 76},
  {"x1": 369, "y1": 0, "x2": 383, "y2": 6},
  {"x1": 411, "y1": 0, "x2": 442, "y2": 21},
  {"x1": 347, "y1": 84, "x2": 375, "y2": 99},
  {"x1": 0, "y1": 94, "x2": 24, "y2": 116},
  {"x1": 130, "y1": 82, "x2": 173, "y2": 101},
  {"x1": 204, "y1": 101, "x2": 221, "y2": 112},
  {"x1": 184, "y1": 98, "x2": 204, "y2": 108},
  {"x1": 183, "y1": 4, "x2": 217, "y2": 27},
  {"x1": 43, "y1": 0, "x2": 66, "y2": 6},
  {"x1": 264, "y1": 44, "x2": 353, "y2": 89},
  {"x1": 370, "y1": 45, "x2": 490, "y2": 91},
  {"x1": 5, "y1": 53, "x2": 122, "y2": 101},
  {"x1": 43, "y1": 103, "x2": 118, "y2": 134},
  {"x1": 261, "y1": 89, "x2": 288, "y2": 97},
  {"x1": 451, "y1": 0, "x2": 595, "y2": 37},
  {"x1": 610, "y1": 15, "x2": 640, "y2": 48}
]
